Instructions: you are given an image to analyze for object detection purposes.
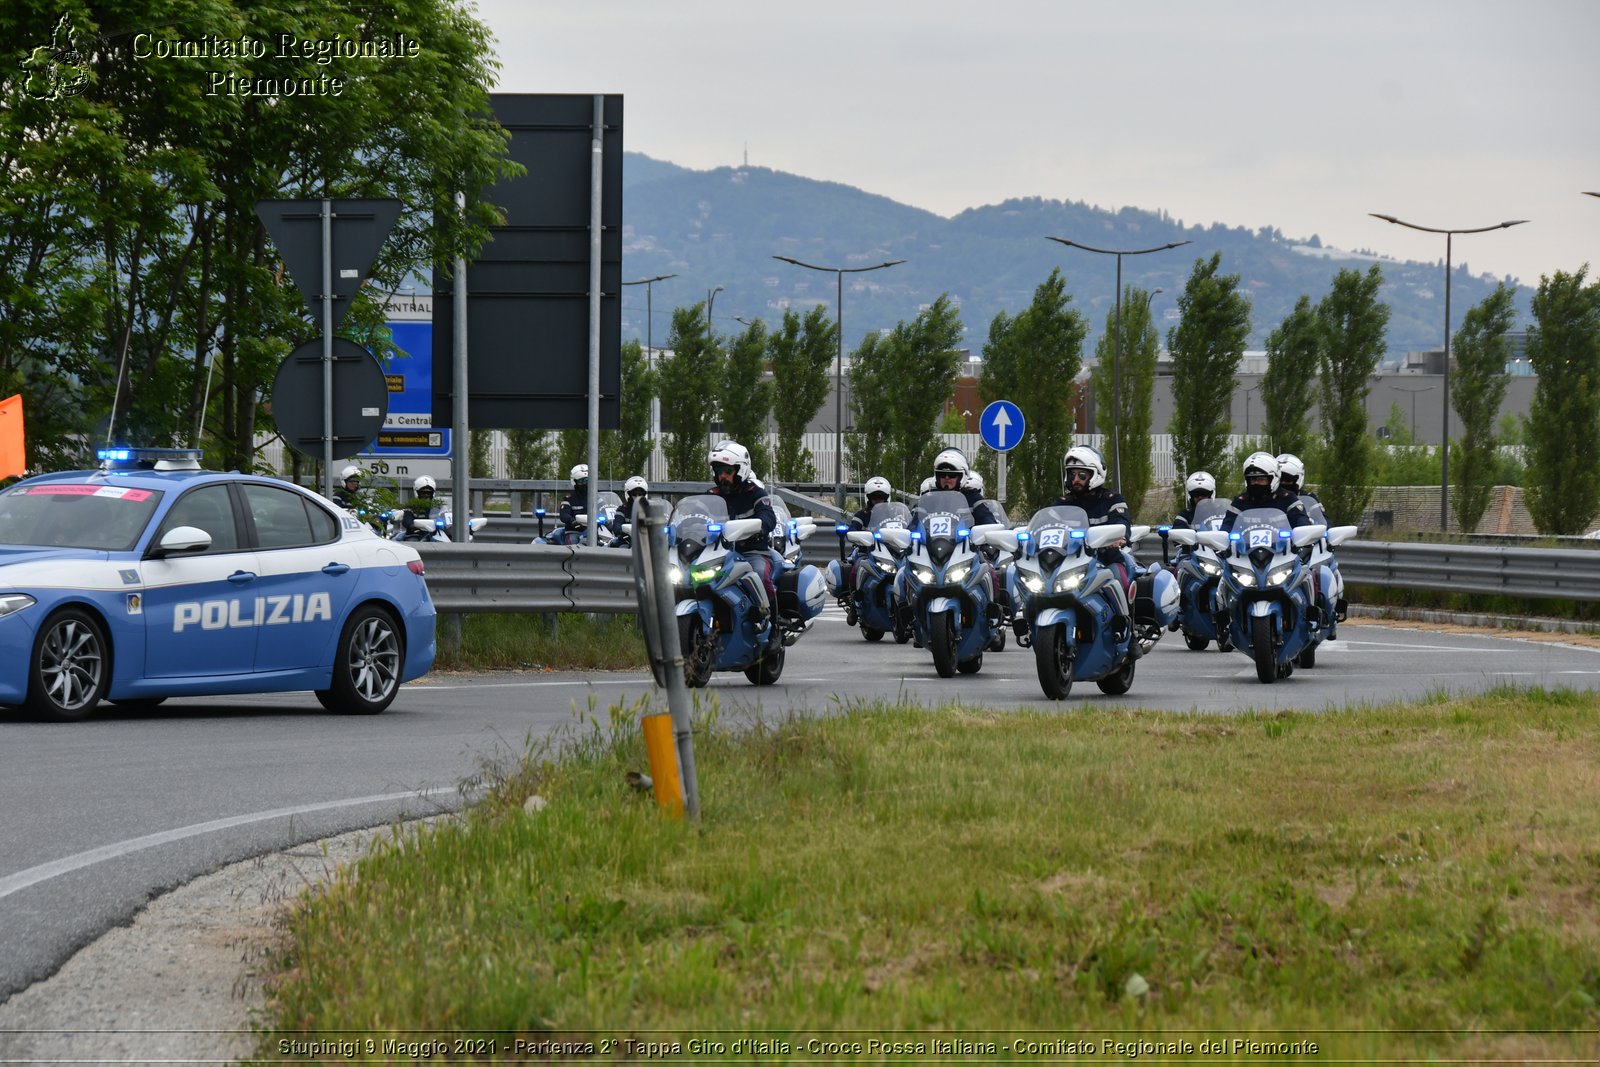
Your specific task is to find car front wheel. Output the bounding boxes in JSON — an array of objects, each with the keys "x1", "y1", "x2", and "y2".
[
  {"x1": 316, "y1": 605, "x2": 403, "y2": 714},
  {"x1": 26, "y1": 608, "x2": 110, "y2": 722}
]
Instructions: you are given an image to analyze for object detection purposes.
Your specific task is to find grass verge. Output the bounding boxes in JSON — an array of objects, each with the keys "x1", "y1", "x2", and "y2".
[
  {"x1": 264, "y1": 687, "x2": 1600, "y2": 1061},
  {"x1": 432, "y1": 613, "x2": 647, "y2": 671}
]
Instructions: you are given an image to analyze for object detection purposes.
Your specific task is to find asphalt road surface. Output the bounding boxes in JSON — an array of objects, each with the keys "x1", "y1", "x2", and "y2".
[{"x1": 4, "y1": 607, "x2": 1599, "y2": 1000}]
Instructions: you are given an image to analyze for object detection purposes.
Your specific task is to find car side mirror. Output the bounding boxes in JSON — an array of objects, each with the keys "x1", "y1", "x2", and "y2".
[{"x1": 153, "y1": 525, "x2": 212, "y2": 557}]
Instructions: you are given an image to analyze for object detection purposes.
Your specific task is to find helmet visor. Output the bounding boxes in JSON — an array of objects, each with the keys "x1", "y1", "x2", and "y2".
[{"x1": 711, "y1": 461, "x2": 739, "y2": 477}]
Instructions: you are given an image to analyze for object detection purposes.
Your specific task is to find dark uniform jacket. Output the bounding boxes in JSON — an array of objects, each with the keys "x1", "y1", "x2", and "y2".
[
  {"x1": 1221, "y1": 487, "x2": 1312, "y2": 532},
  {"x1": 1054, "y1": 487, "x2": 1131, "y2": 539},
  {"x1": 711, "y1": 480, "x2": 777, "y2": 552}
]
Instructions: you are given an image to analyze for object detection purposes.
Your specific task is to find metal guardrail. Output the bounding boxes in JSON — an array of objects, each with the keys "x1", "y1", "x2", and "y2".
[{"x1": 418, "y1": 536, "x2": 1600, "y2": 617}]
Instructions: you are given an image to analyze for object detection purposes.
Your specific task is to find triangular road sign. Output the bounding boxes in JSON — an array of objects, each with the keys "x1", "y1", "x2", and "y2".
[{"x1": 255, "y1": 198, "x2": 403, "y2": 332}]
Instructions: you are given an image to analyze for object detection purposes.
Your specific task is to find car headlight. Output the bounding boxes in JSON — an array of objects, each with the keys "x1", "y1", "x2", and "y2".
[
  {"x1": 911, "y1": 566, "x2": 934, "y2": 584},
  {"x1": 0, "y1": 593, "x2": 35, "y2": 619},
  {"x1": 1054, "y1": 571, "x2": 1085, "y2": 593},
  {"x1": 946, "y1": 563, "x2": 970, "y2": 584}
]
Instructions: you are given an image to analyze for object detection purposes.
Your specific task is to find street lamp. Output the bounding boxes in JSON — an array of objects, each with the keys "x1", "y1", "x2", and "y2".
[
  {"x1": 1391, "y1": 382, "x2": 1436, "y2": 443},
  {"x1": 1243, "y1": 383, "x2": 1260, "y2": 437},
  {"x1": 1370, "y1": 213, "x2": 1528, "y2": 530},
  {"x1": 1046, "y1": 236, "x2": 1190, "y2": 489},
  {"x1": 706, "y1": 286, "x2": 724, "y2": 343},
  {"x1": 773, "y1": 254, "x2": 905, "y2": 507},
  {"x1": 622, "y1": 273, "x2": 677, "y2": 481}
]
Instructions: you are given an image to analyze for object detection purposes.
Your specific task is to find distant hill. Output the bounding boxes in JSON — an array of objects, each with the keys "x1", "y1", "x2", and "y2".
[{"x1": 619, "y1": 152, "x2": 1532, "y2": 359}]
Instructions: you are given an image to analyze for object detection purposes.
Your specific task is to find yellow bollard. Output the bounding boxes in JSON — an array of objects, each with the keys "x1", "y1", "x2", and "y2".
[{"x1": 641, "y1": 713, "x2": 685, "y2": 818}]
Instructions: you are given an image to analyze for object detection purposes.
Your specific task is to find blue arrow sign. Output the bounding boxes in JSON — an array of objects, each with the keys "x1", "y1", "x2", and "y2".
[{"x1": 979, "y1": 400, "x2": 1025, "y2": 453}]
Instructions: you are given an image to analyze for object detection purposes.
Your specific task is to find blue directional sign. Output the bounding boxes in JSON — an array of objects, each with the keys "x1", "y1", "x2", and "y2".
[{"x1": 979, "y1": 400, "x2": 1025, "y2": 453}]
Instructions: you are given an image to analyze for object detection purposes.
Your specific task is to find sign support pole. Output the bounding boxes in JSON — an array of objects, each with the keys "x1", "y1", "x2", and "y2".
[
  {"x1": 452, "y1": 193, "x2": 470, "y2": 544},
  {"x1": 586, "y1": 94, "x2": 603, "y2": 547},
  {"x1": 321, "y1": 198, "x2": 334, "y2": 498}
]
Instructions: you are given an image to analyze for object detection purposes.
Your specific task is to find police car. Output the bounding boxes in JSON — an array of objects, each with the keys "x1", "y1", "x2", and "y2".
[{"x1": 0, "y1": 448, "x2": 436, "y2": 721}]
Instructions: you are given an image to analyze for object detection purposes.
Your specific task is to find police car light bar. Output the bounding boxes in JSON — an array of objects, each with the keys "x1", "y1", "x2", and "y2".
[{"x1": 97, "y1": 447, "x2": 203, "y2": 471}]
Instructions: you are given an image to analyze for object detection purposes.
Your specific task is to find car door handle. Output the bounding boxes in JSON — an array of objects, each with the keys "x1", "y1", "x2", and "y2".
[
  {"x1": 227, "y1": 571, "x2": 257, "y2": 584},
  {"x1": 321, "y1": 563, "x2": 351, "y2": 576}
]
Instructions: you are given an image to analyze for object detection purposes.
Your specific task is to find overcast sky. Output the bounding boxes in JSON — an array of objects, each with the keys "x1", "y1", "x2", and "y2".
[{"x1": 478, "y1": 0, "x2": 1598, "y2": 288}]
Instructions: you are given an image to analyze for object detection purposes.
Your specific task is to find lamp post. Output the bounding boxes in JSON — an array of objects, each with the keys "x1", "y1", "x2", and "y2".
[
  {"x1": 1243, "y1": 383, "x2": 1260, "y2": 437},
  {"x1": 773, "y1": 255, "x2": 905, "y2": 507},
  {"x1": 1369, "y1": 213, "x2": 1528, "y2": 530},
  {"x1": 1046, "y1": 237, "x2": 1190, "y2": 489},
  {"x1": 1391, "y1": 382, "x2": 1436, "y2": 443},
  {"x1": 622, "y1": 273, "x2": 677, "y2": 481}
]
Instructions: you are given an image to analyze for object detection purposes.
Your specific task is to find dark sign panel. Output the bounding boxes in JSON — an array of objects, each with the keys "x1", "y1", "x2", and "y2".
[{"x1": 433, "y1": 93, "x2": 623, "y2": 430}]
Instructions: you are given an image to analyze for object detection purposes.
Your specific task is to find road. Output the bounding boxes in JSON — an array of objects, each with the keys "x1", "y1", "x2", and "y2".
[{"x1": 3, "y1": 608, "x2": 1599, "y2": 1000}]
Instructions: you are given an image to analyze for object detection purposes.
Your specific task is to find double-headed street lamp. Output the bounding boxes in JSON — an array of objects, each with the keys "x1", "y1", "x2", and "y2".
[
  {"x1": 772, "y1": 255, "x2": 904, "y2": 507},
  {"x1": 622, "y1": 273, "x2": 677, "y2": 481},
  {"x1": 1046, "y1": 237, "x2": 1189, "y2": 489},
  {"x1": 1369, "y1": 214, "x2": 1528, "y2": 531}
]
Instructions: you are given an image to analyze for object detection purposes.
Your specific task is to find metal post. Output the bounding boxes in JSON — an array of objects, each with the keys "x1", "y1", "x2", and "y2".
[
  {"x1": 452, "y1": 194, "x2": 469, "y2": 545},
  {"x1": 835, "y1": 268, "x2": 844, "y2": 508},
  {"x1": 1441, "y1": 233, "x2": 1452, "y2": 531},
  {"x1": 1112, "y1": 254, "x2": 1123, "y2": 490},
  {"x1": 320, "y1": 198, "x2": 334, "y2": 499},
  {"x1": 639, "y1": 499, "x2": 698, "y2": 818},
  {"x1": 623, "y1": 273, "x2": 677, "y2": 484},
  {"x1": 586, "y1": 95, "x2": 603, "y2": 547}
]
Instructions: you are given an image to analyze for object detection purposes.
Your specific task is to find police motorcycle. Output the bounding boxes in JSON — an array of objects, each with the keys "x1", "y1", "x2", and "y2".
[
  {"x1": 1299, "y1": 495, "x2": 1351, "y2": 636},
  {"x1": 991, "y1": 506, "x2": 1177, "y2": 700},
  {"x1": 386, "y1": 505, "x2": 487, "y2": 543},
  {"x1": 885, "y1": 490, "x2": 1006, "y2": 677},
  {"x1": 826, "y1": 501, "x2": 915, "y2": 643},
  {"x1": 533, "y1": 491, "x2": 622, "y2": 546},
  {"x1": 768, "y1": 494, "x2": 818, "y2": 565},
  {"x1": 668, "y1": 494, "x2": 826, "y2": 687},
  {"x1": 1158, "y1": 499, "x2": 1233, "y2": 652},
  {"x1": 1172, "y1": 508, "x2": 1336, "y2": 684}
]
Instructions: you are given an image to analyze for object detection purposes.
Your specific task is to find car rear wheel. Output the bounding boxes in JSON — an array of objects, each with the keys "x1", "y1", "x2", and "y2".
[
  {"x1": 26, "y1": 608, "x2": 110, "y2": 722},
  {"x1": 316, "y1": 605, "x2": 403, "y2": 714}
]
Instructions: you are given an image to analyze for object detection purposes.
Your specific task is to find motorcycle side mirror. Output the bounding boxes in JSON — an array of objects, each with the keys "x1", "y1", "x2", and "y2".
[
  {"x1": 1195, "y1": 531, "x2": 1230, "y2": 554},
  {"x1": 1291, "y1": 525, "x2": 1327, "y2": 550},
  {"x1": 1325, "y1": 525, "x2": 1357, "y2": 547}
]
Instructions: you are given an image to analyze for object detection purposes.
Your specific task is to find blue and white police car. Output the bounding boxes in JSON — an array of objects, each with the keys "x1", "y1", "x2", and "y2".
[{"x1": 0, "y1": 448, "x2": 436, "y2": 721}]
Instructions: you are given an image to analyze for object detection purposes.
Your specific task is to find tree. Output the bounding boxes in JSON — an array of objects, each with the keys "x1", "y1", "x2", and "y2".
[
  {"x1": 658, "y1": 304, "x2": 724, "y2": 481},
  {"x1": 1090, "y1": 287, "x2": 1160, "y2": 519},
  {"x1": 1315, "y1": 266, "x2": 1390, "y2": 524},
  {"x1": 469, "y1": 430, "x2": 493, "y2": 479},
  {"x1": 599, "y1": 340, "x2": 655, "y2": 481},
  {"x1": 719, "y1": 321, "x2": 773, "y2": 479},
  {"x1": 1523, "y1": 268, "x2": 1600, "y2": 535},
  {"x1": 977, "y1": 268, "x2": 1087, "y2": 513},
  {"x1": 505, "y1": 430, "x2": 556, "y2": 480},
  {"x1": 1449, "y1": 285, "x2": 1515, "y2": 532},
  {"x1": 1261, "y1": 295, "x2": 1321, "y2": 461},
  {"x1": 0, "y1": 2, "x2": 514, "y2": 474},
  {"x1": 846, "y1": 294, "x2": 964, "y2": 492},
  {"x1": 768, "y1": 306, "x2": 836, "y2": 483},
  {"x1": 1168, "y1": 253, "x2": 1252, "y2": 506}
]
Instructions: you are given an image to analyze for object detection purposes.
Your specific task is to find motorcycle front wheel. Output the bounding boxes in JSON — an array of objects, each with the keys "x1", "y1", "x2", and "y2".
[
  {"x1": 1252, "y1": 614, "x2": 1277, "y2": 684},
  {"x1": 744, "y1": 641, "x2": 785, "y2": 685},
  {"x1": 679, "y1": 614, "x2": 714, "y2": 688},
  {"x1": 1034, "y1": 622, "x2": 1074, "y2": 701},
  {"x1": 930, "y1": 612, "x2": 959, "y2": 678},
  {"x1": 1096, "y1": 658, "x2": 1135, "y2": 695}
]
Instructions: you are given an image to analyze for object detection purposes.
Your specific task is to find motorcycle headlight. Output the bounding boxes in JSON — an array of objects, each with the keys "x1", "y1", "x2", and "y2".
[
  {"x1": 0, "y1": 593, "x2": 35, "y2": 619},
  {"x1": 669, "y1": 566, "x2": 684, "y2": 585},
  {"x1": 911, "y1": 566, "x2": 935, "y2": 584},
  {"x1": 874, "y1": 557, "x2": 896, "y2": 574},
  {"x1": 1235, "y1": 571, "x2": 1257, "y2": 588},
  {"x1": 946, "y1": 563, "x2": 970, "y2": 584},
  {"x1": 1054, "y1": 570, "x2": 1085, "y2": 593},
  {"x1": 1267, "y1": 561, "x2": 1295, "y2": 587},
  {"x1": 1198, "y1": 557, "x2": 1223, "y2": 577},
  {"x1": 690, "y1": 565, "x2": 721, "y2": 585},
  {"x1": 1021, "y1": 574, "x2": 1044, "y2": 593}
]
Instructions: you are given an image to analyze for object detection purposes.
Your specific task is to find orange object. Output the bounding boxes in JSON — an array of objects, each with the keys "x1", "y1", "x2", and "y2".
[
  {"x1": 641, "y1": 712, "x2": 685, "y2": 818},
  {"x1": 0, "y1": 395, "x2": 24, "y2": 479}
]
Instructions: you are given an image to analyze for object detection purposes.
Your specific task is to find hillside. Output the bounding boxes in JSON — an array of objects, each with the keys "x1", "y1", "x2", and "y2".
[{"x1": 619, "y1": 152, "x2": 1532, "y2": 359}]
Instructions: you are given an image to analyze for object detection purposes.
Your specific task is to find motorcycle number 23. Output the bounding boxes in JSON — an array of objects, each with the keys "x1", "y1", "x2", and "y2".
[{"x1": 1037, "y1": 529, "x2": 1065, "y2": 548}]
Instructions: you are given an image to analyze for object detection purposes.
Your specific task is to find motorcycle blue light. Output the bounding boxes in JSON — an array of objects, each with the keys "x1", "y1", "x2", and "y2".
[
  {"x1": 1070, "y1": 529, "x2": 1085, "y2": 540},
  {"x1": 1279, "y1": 529, "x2": 1291, "y2": 538},
  {"x1": 911, "y1": 531, "x2": 923, "y2": 542},
  {"x1": 708, "y1": 523, "x2": 723, "y2": 535},
  {"x1": 1230, "y1": 532, "x2": 1241, "y2": 540},
  {"x1": 873, "y1": 531, "x2": 882, "y2": 541},
  {"x1": 958, "y1": 527, "x2": 970, "y2": 538},
  {"x1": 1017, "y1": 531, "x2": 1031, "y2": 542},
  {"x1": 434, "y1": 517, "x2": 447, "y2": 528},
  {"x1": 535, "y1": 508, "x2": 546, "y2": 517},
  {"x1": 835, "y1": 523, "x2": 849, "y2": 533},
  {"x1": 1158, "y1": 525, "x2": 1170, "y2": 532}
]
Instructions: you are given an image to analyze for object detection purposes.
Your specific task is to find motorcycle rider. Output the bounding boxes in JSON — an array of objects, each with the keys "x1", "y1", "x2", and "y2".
[
  {"x1": 918, "y1": 475, "x2": 936, "y2": 494},
  {"x1": 850, "y1": 476, "x2": 893, "y2": 531},
  {"x1": 558, "y1": 464, "x2": 590, "y2": 540},
  {"x1": 708, "y1": 440, "x2": 783, "y2": 628},
  {"x1": 332, "y1": 465, "x2": 368, "y2": 511},
  {"x1": 609, "y1": 475, "x2": 649, "y2": 547},
  {"x1": 1054, "y1": 445, "x2": 1140, "y2": 642},
  {"x1": 1276, "y1": 452, "x2": 1343, "y2": 636},
  {"x1": 927, "y1": 448, "x2": 1005, "y2": 626},
  {"x1": 398, "y1": 475, "x2": 440, "y2": 538},
  {"x1": 1220, "y1": 452, "x2": 1312, "y2": 533},
  {"x1": 1172, "y1": 470, "x2": 1218, "y2": 530}
]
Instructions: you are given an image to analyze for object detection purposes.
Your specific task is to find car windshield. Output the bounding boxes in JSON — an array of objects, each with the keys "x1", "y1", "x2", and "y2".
[{"x1": 0, "y1": 482, "x2": 165, "y2": 551}]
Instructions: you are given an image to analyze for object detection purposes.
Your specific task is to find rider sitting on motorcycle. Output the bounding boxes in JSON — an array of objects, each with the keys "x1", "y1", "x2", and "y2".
[
  {"x1": 1172, "y1": 470, "x2": 1217, "y2": 530},
  {"x1": 708, "y1": 439, "x2": 783, "y2": 627},
  {"x1": 1220, "y1": 452, "x2": 1312, "y2": 533},
  {"x1": 1276, "y1": 452, "x2": 1343, "y2": 635},
  {"x1": 557, "y1": 464, "x2": 590, "y2": 540},
  {"x1": 845, "y1": 476, "x2": 894, "y2": 606},
  {"x1": 614, "y1": 475, "x2": 650, "y2": 540},
  {"x1": 399, "y1": 475, "x2": 439, "y2": 536},
  {"x1": 929, "y1": 448, "x2": 1006, "y2": 623},
  {"x1": 1055, "y1": 444, "x2": 1139, "y2": 640},
  {"x1": 332, "y1": 465, "x2": 369, "y2": 512}
]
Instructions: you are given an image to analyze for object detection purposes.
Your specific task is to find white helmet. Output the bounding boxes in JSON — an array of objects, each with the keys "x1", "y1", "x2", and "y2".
[
  {"x1": 1184, "y1": 470, "x2": 1216, "y2": 498},
  {"x1": 340, "y1": 465, "x2": 363, "y2": 482},
  {"x1": 708, "y1": 439, "x2": 752, "y2": 483},
  {"x1": 1062, "y1": 445, "x2": 1107, "y2": 491},
  {"x1": 413, "y1": 475, "x2": 437, "y2": 495},
  {"x1": 919, "y1": 476, "x2": 936, "y2": 493},
  {"x1": 932, "y1": 447, "x2": 969, "y2": 485},
  {"x1": 962, "y1": 470, "x2": 984, "y2": 493},
  {"x1": 863, "y1": 476, "x2": 891, "y2": 500},
  {"x1": 624, "y1": 475, "x2": 649, "y2": 497},
  {"x1": 1276, "y1": 453, "x2": 1305, "y2": 490},
  {"x1": 1243, "y1": 451, "x2": 1280, "y2": 492},
  {"x1": 570, "y1": 463, "x2": 589, "y2": 486}
]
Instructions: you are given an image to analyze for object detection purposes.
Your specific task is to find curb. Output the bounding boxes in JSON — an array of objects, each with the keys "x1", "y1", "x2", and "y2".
[{"x1": 1348, "y1": 604, "x2": 1600, "y2": 636}]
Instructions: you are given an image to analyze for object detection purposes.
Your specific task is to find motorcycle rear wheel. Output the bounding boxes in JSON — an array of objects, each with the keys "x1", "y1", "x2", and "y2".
[
  {"x1": 679, "y1": 614, "x2": 714, "y2": 688},
  {"x1": 1296, "y1": 644, "x2": 1317, "y2": 668},
  {"x1": 957, "y1": 651, "x2": 983, "y2": 674},
  {"x1": 930, "y1": 612, "x2": 959, "y2": 678},
  {"x1": 744, "y1": 641, "x2": 785, "y2": 685},
  {"x1": 1096, "y1": 658, "x2": 1135, "y2": 695},
  {"x1": 1034, "y1": 622, "x2": 1074, "y2": 701},
  {"x1": 861, "y1": 626, "x2": 886, "y2": 642},
  {"x1": 1183, "y1": 632, "x2": 1210, "y2": 652},
  {"x1": 1252, "y1": 614, "x2": 1277, "y2": 684}
]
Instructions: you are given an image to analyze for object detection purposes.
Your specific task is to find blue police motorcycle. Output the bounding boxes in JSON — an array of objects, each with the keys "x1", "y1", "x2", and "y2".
[
  {"x1": 1175, "y1": 507, "x2": 1330, "y2": 684},
  {"x1": 1159, "y1": 498, "x2": 1233, "y2": 652},
  {"x1": 886, "y1": 491, "x2": 1006, "y2": 677},
  {"x1": 993, "y1": 506, "x2": 1177, "y2": 700},
  {"x1": 825, "y1": 502, "x2": 914, "y2": 643},
  {"x1": 669, "y1": 494, "x2": 826, "y2": 687},
  {"x1": 533, "y1": 491, "x2": 622, "y2": 546}
]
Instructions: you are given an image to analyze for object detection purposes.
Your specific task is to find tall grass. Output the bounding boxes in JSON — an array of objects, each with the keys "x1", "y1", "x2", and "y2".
[
  {"x1": 264, "y1": 686, "x2": 1600, "y2": 1060},
  {"x1": 433, "y1": 613, "x2": 647, "y2": 671}
]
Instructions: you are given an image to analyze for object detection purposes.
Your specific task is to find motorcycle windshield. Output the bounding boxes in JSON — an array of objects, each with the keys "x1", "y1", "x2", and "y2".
[
  {"x1": 868, "y1": 501, "x2": 913, "y2": 533},
  {"x1": 595, "y1": 491, "x2": 623, "y2": 526},
  {"x1": 913, "y1": 491, "x2": 972, "y2": 566},
  {"x1": 980, "y1": 499, "x2": 1009, "y2": 527},
  {"x1": 1026, "y1": 505, "x2": 1089, "y2": 564},
  {"x1": 1233, "y1": 508, "x2": 1292, "y2": 555},
  {"x1": 670, "y1": 495, "x2": 730, "y2": 558},
  {"x1": 1192, "y1": 499, "x2": 1228, "y2": 532},
  {"x1": 1299, "y1": 494, "x2": 1328, "y2": 527}
]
